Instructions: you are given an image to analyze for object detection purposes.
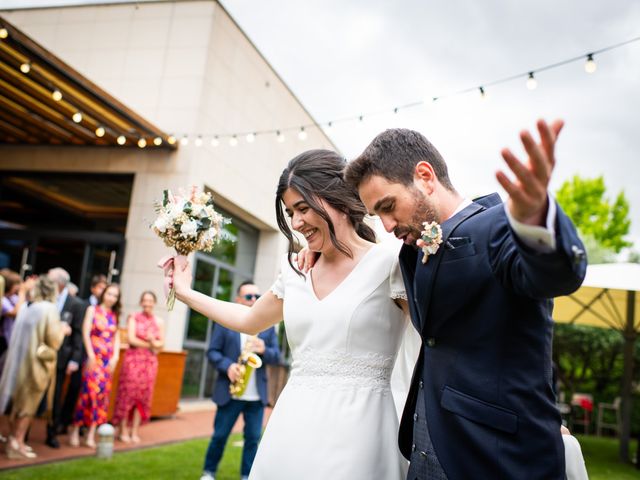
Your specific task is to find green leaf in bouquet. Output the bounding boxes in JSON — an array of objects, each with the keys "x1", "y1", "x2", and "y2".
[
  {"x1": 183, "y1": 201, "x2": 193, "y2": 214},
  {"x1": 198, "y1": 217, "x2": 212, "y2": 231},
  {"x1": 162, "y1": 189, "x2": 169, "y2": 207}
]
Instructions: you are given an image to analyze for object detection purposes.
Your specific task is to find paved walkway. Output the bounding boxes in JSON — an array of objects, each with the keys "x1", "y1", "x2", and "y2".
[{"x1": 0, "y1": 403, "x2": 272, "y2": 471}]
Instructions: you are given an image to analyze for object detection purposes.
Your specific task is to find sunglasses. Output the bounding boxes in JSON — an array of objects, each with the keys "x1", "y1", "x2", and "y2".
[{"x1": 243, "y1": 294, "x2": 261, "y2": 300}]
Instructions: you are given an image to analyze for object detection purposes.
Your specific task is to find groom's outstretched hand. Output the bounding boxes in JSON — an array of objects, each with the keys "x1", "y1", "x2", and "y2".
[{"x1": 496, "y1": 119, "x2": 564, "y2": 227}]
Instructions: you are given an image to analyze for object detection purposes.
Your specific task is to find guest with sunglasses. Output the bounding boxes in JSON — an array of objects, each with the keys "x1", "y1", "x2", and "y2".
[{"x1": 200, "y1": 281, "x2": 280, "y2": 480}]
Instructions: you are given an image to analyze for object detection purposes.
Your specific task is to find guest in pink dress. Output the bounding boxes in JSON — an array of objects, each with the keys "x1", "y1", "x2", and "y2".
[{"x1": 112, "y1": 291, "x2": 164, "y2": 443}]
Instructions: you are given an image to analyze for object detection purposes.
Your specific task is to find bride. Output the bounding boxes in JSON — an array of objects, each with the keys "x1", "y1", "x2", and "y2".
[{"x1": 167, "y1": 149, "x2": 418, "y2": 479}]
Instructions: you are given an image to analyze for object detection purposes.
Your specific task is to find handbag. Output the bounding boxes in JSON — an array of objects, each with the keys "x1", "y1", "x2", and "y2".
[
  {"x1": 35, "y1": 310, "x2": 57, "y2": 362},
  {"x1": 36, "y1": 343, "x2": 57, "y2": 362}
]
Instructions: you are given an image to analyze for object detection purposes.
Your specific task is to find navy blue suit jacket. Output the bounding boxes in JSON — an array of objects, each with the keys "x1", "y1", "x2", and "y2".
[
  {"x1": 398, "y1": 194, "x2": 587, "y2": 479},
  {"x1": 207, "y1": 324, "x2": 280, "y2": 407}
]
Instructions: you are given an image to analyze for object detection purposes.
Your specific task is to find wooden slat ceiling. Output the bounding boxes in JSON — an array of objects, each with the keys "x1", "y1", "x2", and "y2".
[{"x1": 0, "y1": 16, "x2": 177, "y2": 149}]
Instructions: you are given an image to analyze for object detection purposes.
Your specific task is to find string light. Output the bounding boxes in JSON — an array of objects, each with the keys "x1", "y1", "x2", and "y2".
[
  {"x1": 95, "y1": 126, "x2": 105, "y2": 137},
  {"x1": 167, "y1": 135, "x2": 177, "y2": 145},
  {"x1": 51, "y1": 88, "x2": 62, "y2": 101},
  {"x1": 194, "y1": 136, "x2": 203, "y2": 147},
  {"x1": 20, "y1": 62, "x2": 31, "y2": 74},
  {"x1": 168, "y1": 35, "x2": 639, "y2": 146},
  {"x1": 117, "y1": 135, "x2": 126, "y2": 145},
  {"x1": 72, "y1": 112, "x2": 82, "y2": 123},
  {"x1": 211, "y1": 136, "x2": 219, "y2": 147},
  {"x1": 229, "y1": 135, "x2": 238, "y2": 147},
  {"x1": 585, "y1": 54, "x2": 597, "y2": 73},
  {"x1": 180, "y1": 135, "x2": 189, "y2": 146},
  {"x1": 0, "y1": 28, "x2": 8, "y2": 39},
  {"x1": 138, "y1": 138, "x2": 147, "y2": 148},
  {"x1": 526, "y1": 72, "x2": 538, "y2": 90},
  {"x1": 153, "y1": 136, "x2": 163, "y2": 146}
]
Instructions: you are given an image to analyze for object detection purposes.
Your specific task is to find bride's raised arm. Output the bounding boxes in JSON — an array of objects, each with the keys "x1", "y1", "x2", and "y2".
[{"x1": 170, "y1": 255, "x2": 283, "y2": 335}]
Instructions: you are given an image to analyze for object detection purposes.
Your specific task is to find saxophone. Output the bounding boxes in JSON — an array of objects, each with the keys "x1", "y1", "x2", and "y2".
[{"x1": 229, "y1": 336, "x2": 263, "y2": 396}]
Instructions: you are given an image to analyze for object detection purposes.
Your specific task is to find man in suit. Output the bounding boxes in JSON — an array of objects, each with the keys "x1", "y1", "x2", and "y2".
[
  {"x1": 200, "y1": 281, "x2": 281, "y2": 480},
  {"x1": 345, "y1": 120, "x2": 587, "y2": 479},
  {"x1": 46, "y1": 267, "x2": 88, "y2": 448}
]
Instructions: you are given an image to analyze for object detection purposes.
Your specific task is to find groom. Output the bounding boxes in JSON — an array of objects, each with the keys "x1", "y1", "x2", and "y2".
[{"x1": 344, "y1": 120, "x2": 587, "y2": 479}]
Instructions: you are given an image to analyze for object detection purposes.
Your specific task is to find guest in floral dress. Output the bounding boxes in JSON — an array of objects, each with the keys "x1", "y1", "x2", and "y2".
[
  {"x1": 69, "y1": 283, "x2": 121, "y2": 448},
  {"x1": 112, "y1": 291, "x2": 164, "y2": 443}
]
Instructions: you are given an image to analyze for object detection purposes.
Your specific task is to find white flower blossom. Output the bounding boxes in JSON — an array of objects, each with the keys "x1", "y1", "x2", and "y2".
[
  {"x1": 180, "y1": 219, "x2": 199, "y2": 237},
  {"x1": 154, "y1": 215, "x2": 170, "y2": 233}
]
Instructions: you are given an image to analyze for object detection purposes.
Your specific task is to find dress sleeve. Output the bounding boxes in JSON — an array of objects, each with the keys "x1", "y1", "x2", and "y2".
[
  {"x1": 389, "y1": 256, "x2": 407, "y2": 301},
  {"x1": 269, "y1": 255, "x2": 288, "y2": 300}
]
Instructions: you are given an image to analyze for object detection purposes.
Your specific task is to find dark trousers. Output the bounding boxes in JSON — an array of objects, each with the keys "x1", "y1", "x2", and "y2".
[
  {"x1": 203, "y1": 399, "x2": 263, "y2": 477},
  {"x1": 49, "y1": 367, "x2": 82, "y2": 436}
]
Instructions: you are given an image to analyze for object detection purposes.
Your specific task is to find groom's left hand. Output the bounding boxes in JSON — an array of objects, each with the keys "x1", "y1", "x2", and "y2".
[{"x1": 496, "y1": 119, "x2": 564, "y2": 227}]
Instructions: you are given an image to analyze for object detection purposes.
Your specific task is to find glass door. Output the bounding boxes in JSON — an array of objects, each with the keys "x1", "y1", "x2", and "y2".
[{"x1": 0, "y1": 229, "x2": 124, "y2": 297}]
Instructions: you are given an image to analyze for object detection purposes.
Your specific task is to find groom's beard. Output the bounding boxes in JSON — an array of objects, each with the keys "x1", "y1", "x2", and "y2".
[{"x1": 393, "y1": 188, "x2": 438, "y2": 246}]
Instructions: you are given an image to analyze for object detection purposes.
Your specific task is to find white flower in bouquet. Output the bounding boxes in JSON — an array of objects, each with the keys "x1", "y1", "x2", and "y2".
[
  {"x1": 153, "y1": 215, "x2": 170, "y2": 233},
  {"x1": 180, "y1": 219, "x2": 199, "y2": 237}
]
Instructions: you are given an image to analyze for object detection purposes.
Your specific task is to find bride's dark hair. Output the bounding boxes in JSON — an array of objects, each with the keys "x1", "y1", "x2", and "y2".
[{"x1": 275, "y1": 149, "x2": 376, "y2": 273}]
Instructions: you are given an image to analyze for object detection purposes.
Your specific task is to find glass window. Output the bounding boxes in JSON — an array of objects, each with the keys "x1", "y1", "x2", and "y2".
[{"x1": 181, "y1": 206, "x2": 260, "y2": 399}]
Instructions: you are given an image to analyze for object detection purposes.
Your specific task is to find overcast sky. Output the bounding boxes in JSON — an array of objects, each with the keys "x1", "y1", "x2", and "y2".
[{"x1": 2, "y1": 0, "x2": 640, "y2": 249}]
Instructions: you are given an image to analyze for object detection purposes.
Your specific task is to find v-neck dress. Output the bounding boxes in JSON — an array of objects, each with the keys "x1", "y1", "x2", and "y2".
[{"x1": 248, "y1": 242, "x2": 409, "y2": 480}]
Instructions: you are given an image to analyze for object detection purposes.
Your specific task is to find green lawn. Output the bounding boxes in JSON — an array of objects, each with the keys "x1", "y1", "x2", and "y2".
[
  {"x1": 3, "y1": 434, "x2": 638, "y2": 479},
  {"x1": 576, "y1": 435, "x2": 639, "y2": 480},
  {"x1": 2, "y1": 435, "x2": 239, "y2": 480}
]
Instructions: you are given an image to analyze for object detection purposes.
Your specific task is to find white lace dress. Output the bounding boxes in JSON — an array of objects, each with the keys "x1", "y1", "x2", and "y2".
[{"x1": 249, "y1": 242, "x2": 415, "y2": 480}]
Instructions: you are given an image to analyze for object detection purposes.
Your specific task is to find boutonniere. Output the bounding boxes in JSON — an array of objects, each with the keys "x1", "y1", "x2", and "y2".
[{"x1": 417, "y1": 221, "x2": 443, "y2": 264}]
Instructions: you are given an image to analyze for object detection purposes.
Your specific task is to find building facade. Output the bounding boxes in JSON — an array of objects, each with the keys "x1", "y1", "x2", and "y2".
[{"x1": 0, "y1": 0, "x2": 333, "y2": 398}]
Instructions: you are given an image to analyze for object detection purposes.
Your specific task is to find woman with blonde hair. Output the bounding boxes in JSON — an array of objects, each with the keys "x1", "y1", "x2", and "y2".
[{"x1": 0, "y1": 276, "x2": 70, "y2": 459}]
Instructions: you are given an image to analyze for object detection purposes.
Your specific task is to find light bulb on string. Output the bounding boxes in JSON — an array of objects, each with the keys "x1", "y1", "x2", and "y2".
[
  {"x1": 180, "y1": 135, "x2": 189, "y2": 146},
  {"x1": 585, "y1": 54, "x2": 597, "y2": 73},
  {"x1": 20, "y1": 62, "x2": 31, "y2": 74},
  {"x1": 229, "y1": 135, "x2": 238, "y2": 147},
  {"x1": 153, "y1": 136, "x2": 163, "y2": 146},
  {"x1": 277, "y1": 131, "x2": 285, "y2": 143},
  {"x1": 298, "y1": 127, "x2": 307, "y2": 141},
  {"x1": 0, "y1": 28, "x2": 8, "y2": 39},
  {"x1": 51, "y1": 89, "x2": 62, "y2": 101},
  {"x1": 526, "y1": 72, "x2": 537, "y2": 90},
  {"x1": 194, "y1": 136, "x2": 203, "y2": 147},
  {"x1": 72, "y1": 112, "x2": 83, "y2": 123},
  {"x1": 246, "y1": 132, "x2": 255, "y2": 143},
  {"x1": 211, "y1": 136, "x2": 219, "y2": 147},
  {"x1": 138, "y1": 138, "x2": 147, "y2": 148},
  {"x1": 117, "y1": 135, "x2": 126, "y2": 145},
  {"x1": 325, "y1": 121, "x2": 333, "y2": 132},
  {"x1": 167, "y1": 135, "x2": 177, "y2": 145},
  {"x1": 479, "y1": 86, "x2": 488, "y2": 100},
  {"x1": 95, "y1": 126, "x2": 105, "y2": 137}
]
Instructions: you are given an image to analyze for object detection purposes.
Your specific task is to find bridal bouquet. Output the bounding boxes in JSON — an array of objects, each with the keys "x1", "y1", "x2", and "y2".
[{"x1": 152, "y1": 186, "x2": 227, "y2": 309}]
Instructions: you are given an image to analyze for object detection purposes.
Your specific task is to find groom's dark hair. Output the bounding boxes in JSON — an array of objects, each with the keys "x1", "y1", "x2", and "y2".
[{"x1": 345, "y1": 128, "x2": 454, "y2": 191}]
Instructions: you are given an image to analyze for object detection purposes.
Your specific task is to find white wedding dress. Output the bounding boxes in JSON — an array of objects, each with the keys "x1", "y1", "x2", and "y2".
[{"x1": 249, "y1": 242, "x2": 418, "y2": 480}]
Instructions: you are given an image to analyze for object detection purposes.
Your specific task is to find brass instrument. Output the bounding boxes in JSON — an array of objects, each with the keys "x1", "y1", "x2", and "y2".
[{"x1": 229, "y1": 336, "x2": 263, "y2": 396}]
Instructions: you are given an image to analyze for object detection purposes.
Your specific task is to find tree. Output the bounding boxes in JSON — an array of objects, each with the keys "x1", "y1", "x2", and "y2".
[{"x1": 556, "y1": 176, "x2": 631, "y2": 254}]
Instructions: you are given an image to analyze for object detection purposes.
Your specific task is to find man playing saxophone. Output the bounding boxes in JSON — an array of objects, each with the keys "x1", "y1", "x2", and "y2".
[{"x1": 201, "y1": 281, "x2": 281, "y2": 480}]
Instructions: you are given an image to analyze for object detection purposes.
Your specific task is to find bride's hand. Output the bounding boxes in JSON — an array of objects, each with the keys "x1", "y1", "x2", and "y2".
[{"x1": 172, "y1": 255, "x2": 193, "y2": 297}]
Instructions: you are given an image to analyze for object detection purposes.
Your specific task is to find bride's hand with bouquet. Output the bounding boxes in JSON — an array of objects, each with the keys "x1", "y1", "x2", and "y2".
[{"x1": 153, "y1": 186, "x2": 228, "y2": 310}]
